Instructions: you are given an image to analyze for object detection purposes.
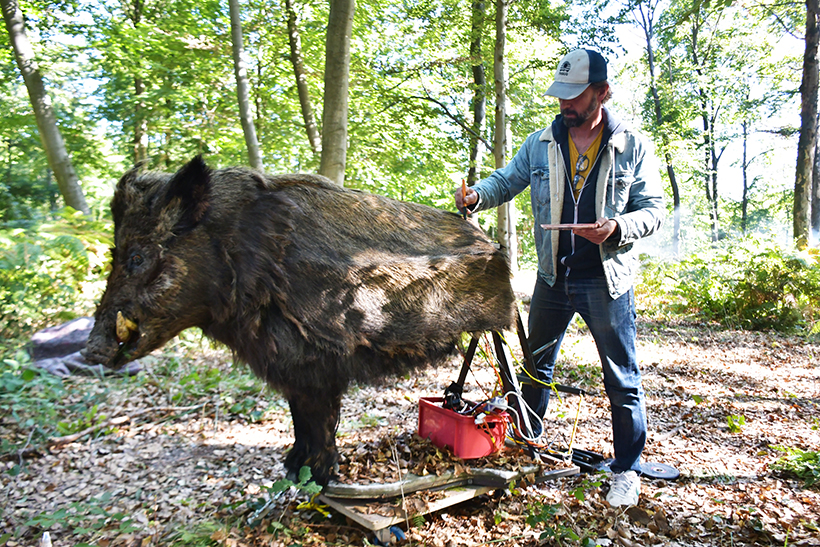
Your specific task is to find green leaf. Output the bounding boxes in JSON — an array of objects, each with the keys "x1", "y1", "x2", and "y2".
[
  {"x1": 298, "y1": 465, "x2": 313, "y2": 485},
  {"x1": 21, "y1": 369, "x2": 37, "y2": 382}
]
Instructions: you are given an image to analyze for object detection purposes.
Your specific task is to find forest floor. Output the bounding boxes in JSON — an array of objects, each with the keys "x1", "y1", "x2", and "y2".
[{"x1": 2, "y1": 288, "x2": 820, "y2": 546}]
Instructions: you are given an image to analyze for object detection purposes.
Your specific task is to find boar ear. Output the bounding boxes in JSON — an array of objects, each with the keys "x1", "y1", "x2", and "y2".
[{"x1": 163, "y1": 156, "x2": 211, "y2": 233}]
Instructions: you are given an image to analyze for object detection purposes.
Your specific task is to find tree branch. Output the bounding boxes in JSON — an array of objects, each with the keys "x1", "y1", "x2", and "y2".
[{"x1": 408, "y1": 94, "x2": 495, "y2": 153}]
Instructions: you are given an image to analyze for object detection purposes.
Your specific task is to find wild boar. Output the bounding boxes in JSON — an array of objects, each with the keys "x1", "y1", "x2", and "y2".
[{"x1": 85, "y1": 156, "x2": 516, "y2": 485}]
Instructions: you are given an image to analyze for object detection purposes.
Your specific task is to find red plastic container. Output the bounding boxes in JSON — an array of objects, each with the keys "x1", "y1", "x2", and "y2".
[{"x1": 417, "y1": 397, "x2": 509, "y2": 459}]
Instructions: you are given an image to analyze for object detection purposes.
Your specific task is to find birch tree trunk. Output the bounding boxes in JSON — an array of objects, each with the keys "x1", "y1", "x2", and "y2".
[
  {"x1": 493, "y1": 0, "x2": 516, "y2": 273},
  {"x1": 286, "y1": 0, "x2": 321, "y2": 156},
  {"x1": 319, "y1": 0, "x2": 355, "y2": 186},
  {"x1": 229, "y1": 0, "x2": 263, "y2": 169},
  {"x1": 1, "y1": 0, "x2": 89, "y2": 214},
  {"x1": 796, "y1": 0, "x2": 820, "y2": 248}
]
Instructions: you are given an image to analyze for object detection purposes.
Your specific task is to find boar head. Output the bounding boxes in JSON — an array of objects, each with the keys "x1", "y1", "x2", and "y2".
[{"x1": 86, "y1": 157, "x2": 221, "y2": 369}]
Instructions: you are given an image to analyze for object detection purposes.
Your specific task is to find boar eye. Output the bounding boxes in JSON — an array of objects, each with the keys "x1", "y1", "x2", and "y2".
[{"x1": 127, "y1": 250, "x2": 144, "y2": 270}]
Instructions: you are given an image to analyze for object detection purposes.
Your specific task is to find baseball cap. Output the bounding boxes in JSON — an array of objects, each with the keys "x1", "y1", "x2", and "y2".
[{"x1": 545, "y1": 49, "x2": 608, "y2": 100}]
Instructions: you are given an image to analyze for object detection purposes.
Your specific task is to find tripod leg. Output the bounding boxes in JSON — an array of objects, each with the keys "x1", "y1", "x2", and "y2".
[
  {"x1": 491, "y1": 331, "x2": 534, "y2": 442},
  {"x1": 444, "y1": 335, "x2": 479, "y2": 409},
  {"x1": 516, "y1": 310, "x2": 538, "y2": 379}
]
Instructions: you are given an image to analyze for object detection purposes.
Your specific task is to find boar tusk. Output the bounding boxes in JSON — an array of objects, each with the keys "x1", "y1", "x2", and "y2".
[{"x1": 116, "y1": 311, "x2": 138, "y2": 343}]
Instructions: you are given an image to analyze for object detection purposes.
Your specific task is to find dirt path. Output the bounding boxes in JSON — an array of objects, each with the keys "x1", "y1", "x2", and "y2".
[{"x1": 2, "y1": 321, "x2": 819, "y2": 546}]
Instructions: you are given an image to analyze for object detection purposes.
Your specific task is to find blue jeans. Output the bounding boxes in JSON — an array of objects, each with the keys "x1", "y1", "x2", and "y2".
[{"x1": 522, "y1": 274, "x2": 646, "y2": 474}]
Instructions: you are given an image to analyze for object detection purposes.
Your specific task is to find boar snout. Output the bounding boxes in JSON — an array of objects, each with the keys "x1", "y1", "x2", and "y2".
[{"x1": 85, "y1": 311, "x2": 141, "y2": 369}]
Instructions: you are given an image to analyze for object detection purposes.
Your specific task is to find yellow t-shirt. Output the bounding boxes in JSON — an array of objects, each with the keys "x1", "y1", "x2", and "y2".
[{"x1": 568, "y1": 130, "x2": 603, "y2": 200}]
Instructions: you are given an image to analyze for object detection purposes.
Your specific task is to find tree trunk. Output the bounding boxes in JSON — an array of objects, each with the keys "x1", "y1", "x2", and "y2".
[
  {"x1": 125, "y1": 1, "x2": 148, "y2": 164},
  {"x1": 286, "y1": 0, "x2": 321, "y2": 156},
  {"x1": 493, "y1": 0, "x2": 516, "y2": 272},
  {"x1": 811, "y1": 115, "x2": 820, "y2": 244},
  {"x1": 319, "y1": 0, "x2": 355, "y2": 186},
  {"x1": 742, "y1": 119, "x2": 749, "y2": 234},
  {"x1": 796, "y1": 0, "x2": 820, "y2": 248},
  {"x1": 127, "y1": 0, "x2": 148, "y2": 165},
  {"x1": 1, "y1": 0, "x2": 90, "y2": 214},
  {"x1": 637, "y1": 0, "x2": 680, "y2": 254},
  {"x1": 706, "y1": 109, "x2": 723, "y2": 241},
  {"x1": 467, "y1": 0, "x2": 486, "y2": 186},
  {"x1": 702, "y1": 110, "x2": 719, "y2": 244},
  {"x1": 691, "y1": 20, "x2": 719, "y2": 243},
  {"x1": 133, "y1": 76, "x2": 148, "y2": 164},
  {"x1": 229, "y1": 0, "x2": 263, "y2": 169}
]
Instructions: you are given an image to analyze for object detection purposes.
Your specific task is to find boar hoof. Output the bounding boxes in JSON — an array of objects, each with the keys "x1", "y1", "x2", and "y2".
[{"x1": 284, "y1": 445, "x2": 339, "y2": 487}]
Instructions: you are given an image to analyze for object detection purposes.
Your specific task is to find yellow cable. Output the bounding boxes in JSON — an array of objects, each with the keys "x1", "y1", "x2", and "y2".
[
  {"x1": 296, "y1": 493, "x2": 330, "y2": 518},
  {"x1": 565, "y1": 393, "x2": 583, "y2": 457}
]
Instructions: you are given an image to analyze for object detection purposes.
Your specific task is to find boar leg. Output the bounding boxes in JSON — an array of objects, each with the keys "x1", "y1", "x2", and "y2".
[{"x1": 284, "y1": 389, "x2": 342, "y2": 486}]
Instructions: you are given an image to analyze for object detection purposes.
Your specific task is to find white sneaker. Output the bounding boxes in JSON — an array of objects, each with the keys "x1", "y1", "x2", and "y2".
[{"x1": 606, "y1": 470, "x2": 640, "y2": 507}]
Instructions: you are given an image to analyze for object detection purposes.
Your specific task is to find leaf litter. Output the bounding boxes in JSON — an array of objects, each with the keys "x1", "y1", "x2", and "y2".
[{"x1": 1, "y1": 321, "x2": 819, "y2": 546}]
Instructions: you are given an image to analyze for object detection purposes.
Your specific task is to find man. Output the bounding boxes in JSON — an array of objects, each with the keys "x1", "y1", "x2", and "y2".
[{"x1": 455, "y1": 49, "x2": 665, "y2": 507}]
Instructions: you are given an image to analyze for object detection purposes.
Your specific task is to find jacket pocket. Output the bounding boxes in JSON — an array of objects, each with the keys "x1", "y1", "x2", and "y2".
[
  {"x1": 531, "y1": 168, "x2": 550, "y2": 206},
  {"x1": 608, "y1": 170, "x2": 634, "y2": 212}
]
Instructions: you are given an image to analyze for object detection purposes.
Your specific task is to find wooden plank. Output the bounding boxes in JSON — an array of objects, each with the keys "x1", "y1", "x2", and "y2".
[
  {"x1": 320, "y1": 483, "x2": 495, "y2": 533},
  {"x1": 319, "y1": 465, "x2": 580, "y2": 535}
]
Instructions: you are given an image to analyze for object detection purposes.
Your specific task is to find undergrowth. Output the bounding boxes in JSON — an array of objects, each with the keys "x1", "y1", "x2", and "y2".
[
  {"x1": 771, "y1": 445, "x2": 820, "y2": 487},
  {"x1": 638, "y1": 236, "x2": 820, "y2": 334},
  {"x1": 0, "y1": 209, "x2": 112, "y2": 352}
]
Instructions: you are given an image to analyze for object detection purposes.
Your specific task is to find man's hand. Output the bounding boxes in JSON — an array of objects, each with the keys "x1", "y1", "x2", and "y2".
[
  {"x1": 454, "y1": 186, "x2": 478, "y2": 213},
  {"x1": 572, "y1": 217, "x2": 618, "y2": 245}
]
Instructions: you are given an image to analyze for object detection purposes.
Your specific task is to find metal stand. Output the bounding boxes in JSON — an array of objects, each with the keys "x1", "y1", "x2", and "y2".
[
  {"x1": 318, "y1": 311, "x2": 584, "y2": 544},
  {"x1": 445, "y1": 310, "x2": 539, "y2": 448}
]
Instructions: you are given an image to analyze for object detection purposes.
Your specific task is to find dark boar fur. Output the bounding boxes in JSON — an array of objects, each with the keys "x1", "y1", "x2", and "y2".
[{"x1": 86, "y1": 156, "x2": 516, "y2": 485}]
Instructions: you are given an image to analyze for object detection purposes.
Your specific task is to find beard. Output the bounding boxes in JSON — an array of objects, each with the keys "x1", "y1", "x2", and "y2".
[{"x1": 562, "y1": 94, "x2": 600, "y2": 128}]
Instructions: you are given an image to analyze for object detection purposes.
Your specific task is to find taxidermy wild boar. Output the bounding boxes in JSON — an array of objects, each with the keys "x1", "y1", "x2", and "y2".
[{"x1": 85, "y1": 156, "x2": 516, "y2": 485}]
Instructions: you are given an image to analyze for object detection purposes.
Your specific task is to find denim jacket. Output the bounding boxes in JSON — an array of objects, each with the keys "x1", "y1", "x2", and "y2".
[{"x1": 472, "y1": 109, "x2": 665, "y2": 299}]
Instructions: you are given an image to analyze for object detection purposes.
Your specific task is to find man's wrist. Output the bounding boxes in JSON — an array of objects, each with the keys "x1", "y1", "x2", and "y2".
[{"x1": 606, "y1": 219, "x2": 621, "y2": 242}]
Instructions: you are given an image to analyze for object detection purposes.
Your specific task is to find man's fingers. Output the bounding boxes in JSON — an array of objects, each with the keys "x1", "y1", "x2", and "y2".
[
  {"x1": 464, "y1": 188, "x2": 478, "y2": 205},
  {"x1": 455, "y1": 187, "x2": 478, "y2": 208}
]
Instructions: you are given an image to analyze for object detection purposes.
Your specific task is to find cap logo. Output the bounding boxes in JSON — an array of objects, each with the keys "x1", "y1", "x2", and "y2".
[{"x1": 558, "y1": 61, "x2": 572, "y2": 76}]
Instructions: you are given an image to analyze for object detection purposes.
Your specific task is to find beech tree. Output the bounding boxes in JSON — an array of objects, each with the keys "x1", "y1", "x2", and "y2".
[
  {"x1": 493, "y1": 0, "x2": 516, "y2": 270},
  {"x1": 627, "y1": 0, "x2": 682, "y2": 254},
  {"x1": 1, "y1": 0, "x2": 89, "y2": 214},
  {"x1": 119, "y1": 0, "x2": 148, "y2": 164},
  {"x1": 319, "y1": 0, "x2": 355, "y2": 185},
  {"x1": 229, "y1": 0, "x2": 263, "y2": 169},
  {"x1": 285, "y1": 0, "x2": 321, "y2": 156},
  {"x1": 467, "y1": 0, "x2": 487, "y2": 187},
  {"x1": 796, "y1": 0, "x2": 819, "y2": 248},
  {"x1": 89, "y1": 0, "x2": 237, "y2": 167},
  {"x1": 813, "y1": 130, "x2": 820, "y2": 238}
]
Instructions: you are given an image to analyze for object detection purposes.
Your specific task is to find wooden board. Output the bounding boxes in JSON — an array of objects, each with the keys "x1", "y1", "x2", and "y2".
[
  {"x1": 321, "y1": 483, "x2": 495, "y2": 540},
  {"x1": 320, "y1": 465, "x2": 579, "y2": 542}
]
